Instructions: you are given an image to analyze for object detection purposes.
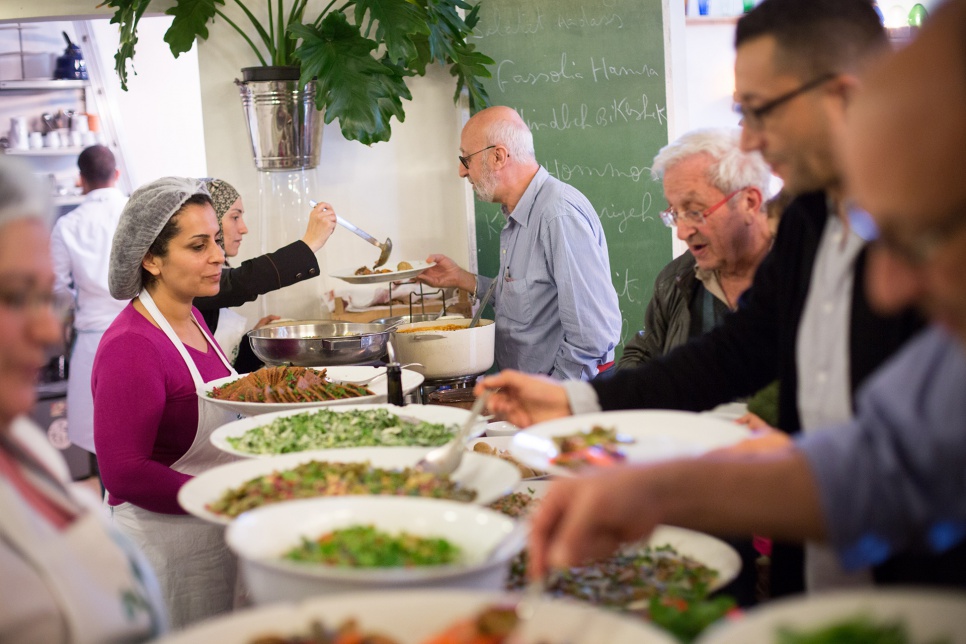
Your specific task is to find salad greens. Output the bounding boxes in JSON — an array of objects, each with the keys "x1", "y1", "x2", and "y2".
[
  {"x1": 226, "y1": 408, "x2": 457, "y2": 454},
  {"x1": 778, "y1": 616, "x2": 951, "y2": 644},
  {"x1": 284, "y1": 525, "x2": 461, "y2": 568}
]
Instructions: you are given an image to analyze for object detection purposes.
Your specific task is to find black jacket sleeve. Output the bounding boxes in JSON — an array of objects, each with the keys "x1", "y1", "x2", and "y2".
[{"x1": 194, "y1": 240, "x2": 320, "y2": 312}]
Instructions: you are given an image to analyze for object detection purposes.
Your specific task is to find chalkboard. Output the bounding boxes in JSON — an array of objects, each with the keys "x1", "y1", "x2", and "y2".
[{"x1": 471, "y1": 0, "x2": 671, "y2": 359}]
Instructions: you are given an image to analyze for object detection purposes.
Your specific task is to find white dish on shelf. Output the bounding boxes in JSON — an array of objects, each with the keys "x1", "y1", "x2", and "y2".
[
  {"x1": 153, "y1": 588, "x2": 679, "y2": 644},
  {"x1": 198, "y1": 366, "x2": 424, "y2": 417},
  {"x1": 210, "y1": 403, "x2": 486, "y2": 458},
  {"x1": 509, "y1": 410, "x2": 752, "y2": 478},
  {"x1": 177, "y1": 446, "x2": 521, "y2": 525},
  {"x1": 331, "y1": 260, "x2": 435, "y2": 284}
]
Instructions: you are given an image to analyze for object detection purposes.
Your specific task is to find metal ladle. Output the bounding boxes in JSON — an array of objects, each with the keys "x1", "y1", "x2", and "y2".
[{"x1": 309, "y1": 200, "x2": 392, "y2": 268}]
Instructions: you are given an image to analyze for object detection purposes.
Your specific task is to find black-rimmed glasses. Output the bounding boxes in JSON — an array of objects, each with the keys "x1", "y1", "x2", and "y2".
[
  {"x1": 733, "y1": 72, "x2": 839, "y2": 130},
  {"x1": 459, "y1": 145, "x2": 496, "y2": 169}
]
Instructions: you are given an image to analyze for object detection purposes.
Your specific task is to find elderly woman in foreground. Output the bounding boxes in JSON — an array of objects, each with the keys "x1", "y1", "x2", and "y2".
[{"x1": 0, "y1": 157, "x2": 165, "y2": 643}]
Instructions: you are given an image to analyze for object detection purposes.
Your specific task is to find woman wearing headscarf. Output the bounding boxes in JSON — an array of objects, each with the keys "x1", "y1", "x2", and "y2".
[
  {"x1": 92, "y1": 178, "x2": 239, "y2": 629},
  {"x1": 193, "y1": 179, "x2": 336, "y2": 371},
  {"x1": 0, "y1": 157, "x2": 166, "y2": 643}
]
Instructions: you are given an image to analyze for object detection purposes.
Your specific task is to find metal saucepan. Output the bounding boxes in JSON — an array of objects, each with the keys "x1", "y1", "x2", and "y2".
[
  {"x1": 370, "y1": 313, "x2": 439, "y2": 327},
  {"x1": 248, "y1": 321, "x2": 393, "y2": 366},
  {"x1": 392, "y1": 318, "x2": 495, "y2": 379}
]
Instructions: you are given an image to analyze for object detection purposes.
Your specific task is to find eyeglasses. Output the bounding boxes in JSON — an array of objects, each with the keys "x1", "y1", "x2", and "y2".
[
  {"x1": 0, "y1": 285, "x2": 73, "y2": 320},
  {"x1": 849, "y1": 205, "x2": 966, "y2": 267},
  {"x1": 660, "y1": 188, "x2": 746, "y2": 228},
  {"x1": 459, "y1": 145, "x2": 496, "y2": 169},
  {"x1": 733, "y1": 72, "x2": 839, "y2": 130}
]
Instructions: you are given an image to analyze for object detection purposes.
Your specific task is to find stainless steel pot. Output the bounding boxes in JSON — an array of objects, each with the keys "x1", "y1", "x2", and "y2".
[
  {"x1": 248, "y1": 321, "x2": 392, "y2": 366},
  {"x1": 392, "y1": 319, "x2": 495, "y2": 379}
]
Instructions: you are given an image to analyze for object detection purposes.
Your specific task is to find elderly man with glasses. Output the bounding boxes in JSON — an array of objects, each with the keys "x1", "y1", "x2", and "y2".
[
  {"x1": 617, "y1": 128, "x2": 773, "y2": 371},
  {"x1": 478, "y1": 0, "x2": 928, "y2": 596},
  {"x1": 417, "y1": 105, "x2": 621, "y2": 381}
]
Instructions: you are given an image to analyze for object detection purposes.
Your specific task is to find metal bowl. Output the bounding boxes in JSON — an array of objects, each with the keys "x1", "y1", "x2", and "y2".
[
  {"x1": 248, "y1": 321, "x2": 392, "y2": 366},
  {"x1": 370, "y1": 313, "x2": 439, "y2": 327}
]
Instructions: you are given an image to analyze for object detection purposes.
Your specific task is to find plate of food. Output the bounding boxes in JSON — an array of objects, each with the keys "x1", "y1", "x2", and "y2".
[
  {"x1": 177, "y1": 446, "x2": 521, "y2": 525},
  {"x1": 331, "y1": 260, "x2": 435, "y2": 285},
  {"x1": 199, "y1": 365, "x2": 424, "y2": 417},
  {"x1": 468, "y1": 436, "x2": 548, "y2": 480},
  {"x1": 504, "y1": 524, "x2": 741, "y2": 610},
  {"x1": 508, "y1": 410, "x2": 752, "y2": 477},
  {"x1": 153, "y1": 589, "x2": 680, "y2": 644},
  {"x1": 695, "y1": 589, "x2": 966, "y2": 643},
  {"x1": 211, "y1": 403, "x2": 486, "y2": 458}
]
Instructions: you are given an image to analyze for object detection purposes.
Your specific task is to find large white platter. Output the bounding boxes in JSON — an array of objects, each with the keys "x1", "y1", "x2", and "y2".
[
  {"x1": 154, "y1": 589, "x2": 679, "y2": 644},
  {"x1": 331, "y1": 260, "x2": 435, "y2": 284},
  {"x1": 696, "y1": 589, "x2": 966, "y2": 643},
  {"x1": 211, "y1": 403, "x2": 486, "y2": 458},
  {"x1": 198, "y1": 366, "x2": 424, "y2": 417},
  {"x1": 509, "y1": 410, "x2": 752, "y2": 477},
  {"x1": 178, "y1": 446, "x2": 521, "y2": 525}
]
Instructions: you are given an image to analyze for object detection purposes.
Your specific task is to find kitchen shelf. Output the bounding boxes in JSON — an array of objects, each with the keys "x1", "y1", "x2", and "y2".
[
  {"x1": 0, "y1": 79, "x2": 89, "y2": 90},
  {"x1": 4, "y1": 146, "x2": 88, "y2": 156}
]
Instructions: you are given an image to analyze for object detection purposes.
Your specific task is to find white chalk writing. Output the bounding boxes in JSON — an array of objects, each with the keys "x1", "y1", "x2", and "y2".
[{"x1": 496, "y1": 53, "x2": 584, "y2": 93}]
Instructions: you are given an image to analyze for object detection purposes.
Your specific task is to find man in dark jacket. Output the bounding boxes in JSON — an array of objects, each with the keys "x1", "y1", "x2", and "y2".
[
  {"x1": 617, "y1": 128, "x2": 773, "y2": 370},
  {"x1": 481, "y1": 0, "x2": 928, "y2": 595}
]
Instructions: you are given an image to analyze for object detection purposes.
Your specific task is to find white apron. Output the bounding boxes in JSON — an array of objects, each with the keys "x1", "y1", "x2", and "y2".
[
  {"x1": 213, "y1": 307, "x2": 249, "y2": 366},
  {"x1": 110, "y1": 290, "x2": 240, "y2": 630},
  {"x1": 66, "y1": 329, "x2": 103, "y2": 453},
  {"x1": 0, "y1": 418, "x2": 165, "y2": 643}
]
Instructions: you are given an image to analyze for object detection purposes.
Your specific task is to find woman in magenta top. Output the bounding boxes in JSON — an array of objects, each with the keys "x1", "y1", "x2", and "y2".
[{"x1": 92, "y1": 177, "x2": 240, "y2": 629}]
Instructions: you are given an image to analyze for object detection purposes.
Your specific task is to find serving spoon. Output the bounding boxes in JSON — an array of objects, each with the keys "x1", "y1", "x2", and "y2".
[
  {"x1": 414, "y1": 389, "x2": 492, "y2": 475},
  {"x1": 309, "y1": 200, "x2": 392, "y2": 268}
]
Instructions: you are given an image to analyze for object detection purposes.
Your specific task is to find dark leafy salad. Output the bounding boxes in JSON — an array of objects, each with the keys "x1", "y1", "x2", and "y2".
[
  {"x1": 205, "y1": 460, "x2": 477, "y2": 517},
  {"x1": 226, "y1": 408, "x2": 457, "y2": 454},
  {"x1": 777, "y1": 616, "x2": 951, "y2": 644},
  {"x1": 284, "y1": 525, "x2": 461, "y2": 568}
]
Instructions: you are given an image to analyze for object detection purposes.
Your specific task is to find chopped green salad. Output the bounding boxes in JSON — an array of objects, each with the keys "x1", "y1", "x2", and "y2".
[
  {"x1": 778, "y1": 616, "x2": 951, "y2": 644},
  {"x1": 226, "y1": 408, "x2": 457, "y2": 454},
  {"x1": 284, "y1": 525, "x2": 461, "y2": 568}
]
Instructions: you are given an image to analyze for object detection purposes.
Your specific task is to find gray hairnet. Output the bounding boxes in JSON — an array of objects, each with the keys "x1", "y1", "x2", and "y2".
[
  {"x1": 109, "y1": 176, "x2": 210, "y2": 300},
  {"x1": 0, "y1": 157, "x2": 52, "y2": 230}
]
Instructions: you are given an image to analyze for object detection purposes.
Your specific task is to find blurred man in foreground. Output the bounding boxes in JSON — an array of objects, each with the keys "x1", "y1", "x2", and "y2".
[{"x1": 523, "y1": 0, "x2": 966, "y2": 591}]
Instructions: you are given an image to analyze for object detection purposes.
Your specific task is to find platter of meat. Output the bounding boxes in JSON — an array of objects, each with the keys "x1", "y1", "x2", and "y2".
[{"x1": 199, "y1": 365, "x2": 424, "y2": 417}]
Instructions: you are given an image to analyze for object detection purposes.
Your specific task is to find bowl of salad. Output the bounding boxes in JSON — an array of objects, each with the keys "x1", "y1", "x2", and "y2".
[{"x1": 226, "y1": 495, "x2": 525, "y2": 605}]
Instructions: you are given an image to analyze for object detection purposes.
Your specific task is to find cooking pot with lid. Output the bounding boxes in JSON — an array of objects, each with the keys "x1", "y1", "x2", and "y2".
[{"x1": 392, "y1": 319, "x2": 494, "y2": 379}]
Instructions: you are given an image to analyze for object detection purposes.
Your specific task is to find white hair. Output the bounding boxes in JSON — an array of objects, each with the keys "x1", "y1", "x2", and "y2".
[
  {"x1": 484, "y1": 117, "x2": 536, "y2": 163},
  {"x1": 651, "y1": 127, "x2": 772, "y2": 205},
  {"x1": 0, "y1": 157, "x2": 52, "y2": 230}
]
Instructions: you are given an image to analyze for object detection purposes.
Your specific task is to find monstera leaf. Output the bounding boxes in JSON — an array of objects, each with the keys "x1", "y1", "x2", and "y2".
[{"x1": 291, "y1": 15, "x2": 412, "y2": 145}]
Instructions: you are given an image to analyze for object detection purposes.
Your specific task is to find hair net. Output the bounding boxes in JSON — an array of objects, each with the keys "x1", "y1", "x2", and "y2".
[
  {"x1": 109, "y1": 176, "x2": 209, "y2": 300},
  {"x1": 0, "y1": 157, "x2": 52, "y2": 230}
]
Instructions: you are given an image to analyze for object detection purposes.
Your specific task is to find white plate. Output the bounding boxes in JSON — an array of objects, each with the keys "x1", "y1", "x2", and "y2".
[
  {"x1": 642, "y1": 525, "x2": 741, "y2": 594},
  {"x1": 485, "y1": 420, "x2": 521, "y2": 436},
  {"x1": 211, "y1": 403, "x2": 486, "y2": 458},
  {"x1": 154, "y1": 589, "x2": 679, "y2": 644},
  {"x1": 509, "y1": 410, "x2": 752, "y2": 477},
  {"x1": 198, "y1": 366, "x2": 424, "y2": 417},
  {"x1": 696, "y1": 589, "x2": 966, "y2": 643},
  {"x1": 468, "y1": 436, "x2": 548, "y2": 480},
  {"x1": 331, "y1": 260, "x2": 435, "y2": 284},
  {"x1": 178, "y1": 446, "x2": 521, "y2": 525}
]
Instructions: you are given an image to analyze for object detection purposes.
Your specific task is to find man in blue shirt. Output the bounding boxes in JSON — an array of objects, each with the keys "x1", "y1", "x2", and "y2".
[
  {"x1": 505, "y1": 0, "x2": 966, "y2": 589},
  {"x1": 418, "y1": 106, "x2": 621, "y2": 381}
]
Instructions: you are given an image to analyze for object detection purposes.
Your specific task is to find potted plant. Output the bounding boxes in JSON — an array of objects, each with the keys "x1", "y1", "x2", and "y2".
[{"x1": 102, "y1": 0, "x2": 493, "y2": 149}]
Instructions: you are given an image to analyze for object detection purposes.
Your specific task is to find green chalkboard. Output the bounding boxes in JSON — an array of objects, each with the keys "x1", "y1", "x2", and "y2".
[{"x1": 471, "y1": 0, "x2": 671, "y2": 358}]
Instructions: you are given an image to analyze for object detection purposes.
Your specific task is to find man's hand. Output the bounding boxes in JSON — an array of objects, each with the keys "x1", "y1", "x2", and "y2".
[
  {"x1": 712, "y1": 419, "x2": 793, "y2": 456},
  {"x1": 302, "y1": 201, "x2": 338, "y2": 252},
  {"x1": 529, "y1": 466, "x2": 665, "y2": 578},
  {"x1": 474, "y1": 370, "x2": 572, "y2": 427},
  {"x1": 416, "y1": 254, "x2": 476, "y2": 293}
]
